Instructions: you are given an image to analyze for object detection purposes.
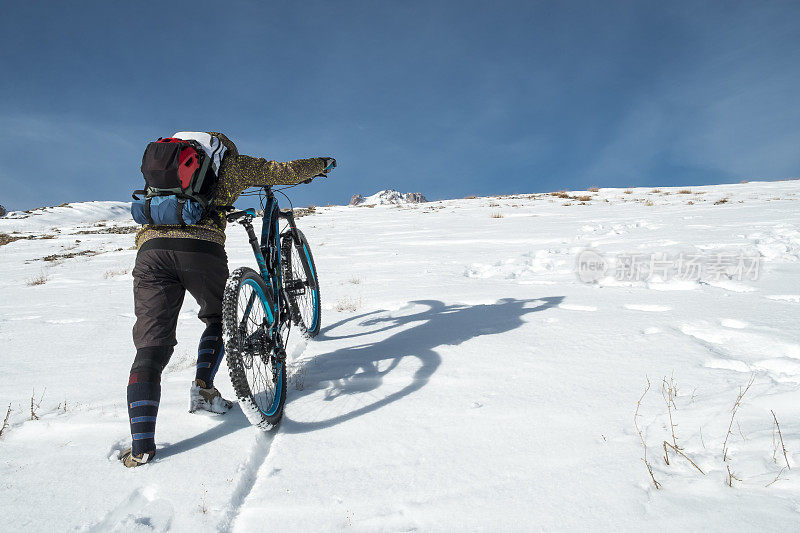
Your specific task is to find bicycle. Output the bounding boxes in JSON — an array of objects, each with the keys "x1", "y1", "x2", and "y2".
[{"x1": 222, "y1": 181, "x2": 322, "y2": 430}]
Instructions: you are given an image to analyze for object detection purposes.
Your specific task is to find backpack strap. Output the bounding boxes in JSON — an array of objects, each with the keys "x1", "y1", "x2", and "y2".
[
  {"x1": 176, "y1": 198, "x2": 186, "y2": 227},
  {"x1": 132, "y1": 190, "x2": 146, "y2": 200},
  {"x1": 144, "y1": 198, "x2": 154, "y2": 226},
  {"x1": 190, "y1": 151, "x2": 213, "y2": 206}
]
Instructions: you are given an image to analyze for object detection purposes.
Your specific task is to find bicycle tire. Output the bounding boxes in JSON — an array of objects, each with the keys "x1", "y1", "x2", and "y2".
[
  {"x1": 222, "y1": 266, "x2": 287, "y2": 430},
  {"x1": 281, "y1": 229, "x2": 322, "y2": 338}
]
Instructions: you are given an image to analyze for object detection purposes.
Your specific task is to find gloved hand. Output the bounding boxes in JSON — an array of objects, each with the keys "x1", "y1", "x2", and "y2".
[{"x1": 303, "y1": 158, "x2": 337, "y2": 183}]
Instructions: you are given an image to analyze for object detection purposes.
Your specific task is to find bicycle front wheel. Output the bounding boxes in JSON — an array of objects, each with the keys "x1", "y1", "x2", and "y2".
[
  {"x1": 222, "y1": 267, "x2": 287, "y2": 430},
  {"x1": 281, "y1": 229, "x2": 322, "y2": 337}
]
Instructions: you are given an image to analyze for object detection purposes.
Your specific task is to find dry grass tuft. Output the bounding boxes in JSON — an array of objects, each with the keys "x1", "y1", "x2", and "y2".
[
  {"x1": 714, "y1": 198, "x2": 729, "y2": 205},
  {"x1": 726, "y1": 465, "x2": 741, "y2": 487},
  {"x1": 334, "y1": 297, "x2": 362, "y2": 312},
  {"x1": 0, "y1": 233, "x2": 58, "y2": 245},
  {"x1": 26, "y1": 272, "x2": 49, "y2": 286},
  {"x1": 75, "y1": 226, "x2": 138, "y2": 235},
  {"x1": 588, "y1": 186, "x2": 599, "y2": 192},
  {"x1": 663, "y1": 440, "x2": 706, "y2": 475},
  {"x1": 0, "y1": 404, "x2": 11, "y2": 438},
  {"x1": 104, "y1": 268, "x2": 130, "y2": 279},
  {"x1": 723, "y1": 375, "x2": 754, "y2": 462},
  {"x1": 678, "y1": 189, "x2": 692, "y2": 194},
  {"x1": 635, "y1": 377, "x2": 660, "y2": 489},
  {"x1": 293, "y1": 206, "x2": 317, "y2": 218},
  {"x1": 30, "y1": 388, "x2": 45, "y2": 420},
  {"x1": 661, "y1": 374, "x2": 679, "y2": 448},
  {"x1": 624, "y1": 189, "x2": 633, "y2": 194},
  {"x1": 771, "y1": 410, "x2": 791, "y2": 470},
  {"x1": 491, "y1": 212, "x2": 504, "y2": 218},
  {"x1": 199, "y1": 487, "x2": 209, "y2": 514},
  {"x1": 42, "y1": 249, "x2": 99, "y2": 262},
  {"x1": 57, "y1": 396, "x2": 69, "y2": 414},
  {"x1": 549, "y1": 191, "x2": 592, "y2": 202},
  {"x1": 0, "y1": 233, "x2": 25, "y2": 246}
]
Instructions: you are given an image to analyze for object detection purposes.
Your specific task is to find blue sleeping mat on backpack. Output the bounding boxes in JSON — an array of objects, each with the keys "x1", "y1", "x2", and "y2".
[{"x1": 132, "y1": 195, "x2": 204, "y2": 225}]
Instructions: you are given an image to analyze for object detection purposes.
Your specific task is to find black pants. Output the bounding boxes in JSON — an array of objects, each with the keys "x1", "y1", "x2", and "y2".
[
  {"x1": 132, "y1": 238, "x2": 229, "y2": 349},
  {"x1": 128, "y1": 238, "x2": 229, "y2": 454}
]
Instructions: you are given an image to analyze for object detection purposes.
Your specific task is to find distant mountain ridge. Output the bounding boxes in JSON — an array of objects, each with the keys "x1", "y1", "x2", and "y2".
[{"x1": 349, "y1": 189, "x2": 428, "y2": 206}]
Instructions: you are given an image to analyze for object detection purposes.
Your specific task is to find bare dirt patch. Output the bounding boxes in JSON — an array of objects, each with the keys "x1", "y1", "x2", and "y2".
[
  {"x1": 0, "y1": 233, "x2": 57, "y2": 246},
  {"x1": 74, "y1": 226, "x2": 139, "y2": 235},
  {"x1": 42, "y1": 250, "x2": 100, "y2": 262}
]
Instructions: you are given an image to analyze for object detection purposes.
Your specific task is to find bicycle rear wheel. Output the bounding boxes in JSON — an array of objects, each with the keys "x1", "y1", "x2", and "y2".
[
  {"x1": 281, "y1": 229, "x2": 322, "y2": 337},
  {"x1": 222, "y1": 267, "x2": 287, "y2": 430}
]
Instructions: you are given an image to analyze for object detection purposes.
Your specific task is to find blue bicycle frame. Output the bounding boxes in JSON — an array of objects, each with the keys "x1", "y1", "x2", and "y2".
[{"x1": 230, "y1": 188, "x2": 313, "y2": 345}]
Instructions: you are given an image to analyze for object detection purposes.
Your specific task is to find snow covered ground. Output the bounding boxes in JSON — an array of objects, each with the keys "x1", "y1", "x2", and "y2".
[{"x1": 1, "y1": 181, "x2": 800, "y2": 531}]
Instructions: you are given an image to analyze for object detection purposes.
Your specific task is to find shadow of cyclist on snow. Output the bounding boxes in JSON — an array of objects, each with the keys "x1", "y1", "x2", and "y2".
[
  {"x1": 159, "y1": 295, "x2": 563, "y2": 456},
  {"x1": 280, "y1": 296, "x2": 564, "y2": 434}
]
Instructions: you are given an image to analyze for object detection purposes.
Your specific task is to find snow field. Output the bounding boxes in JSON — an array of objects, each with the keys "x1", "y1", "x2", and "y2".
[{"x1": 1, "y1": 180, "x2": 799, "y2": 530}]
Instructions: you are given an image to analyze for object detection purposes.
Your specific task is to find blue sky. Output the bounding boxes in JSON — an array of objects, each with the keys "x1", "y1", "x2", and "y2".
[{"x1": 1, "y1": 0, "x2": 799, "y2": 210}]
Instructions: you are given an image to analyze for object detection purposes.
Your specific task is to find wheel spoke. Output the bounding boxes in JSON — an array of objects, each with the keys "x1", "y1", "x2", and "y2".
[
  {"x1": 233, "y1": 277, "x2": 278, "y2": 415},
  {"x1": 240, "y1": 290, "x2": 257, "y2": 330},
  {"x1": 286, "y1": 238, "x2": 319, "y2": 333}
]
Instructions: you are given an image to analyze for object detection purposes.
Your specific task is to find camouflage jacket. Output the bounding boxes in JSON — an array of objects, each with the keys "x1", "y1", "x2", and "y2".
[{"x1": 135, "y1": 132, "x2": 326, "y2": 248}]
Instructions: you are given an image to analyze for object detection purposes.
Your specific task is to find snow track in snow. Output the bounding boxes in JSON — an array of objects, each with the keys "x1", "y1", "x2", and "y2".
[{"x1": 221, "y1": 431, "x2": 274, "y2": 532}]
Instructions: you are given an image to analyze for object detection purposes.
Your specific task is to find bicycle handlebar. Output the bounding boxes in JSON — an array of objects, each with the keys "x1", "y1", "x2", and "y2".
[
  {"x1": 230, "y1": 170, "x2": 330, "y2": 221},
  {"x1": 226, "y1": 208, "x2": 257, "y2": 223},
  {"x1": 302, "y1": 173, "x2": 330, "y2": 184}
]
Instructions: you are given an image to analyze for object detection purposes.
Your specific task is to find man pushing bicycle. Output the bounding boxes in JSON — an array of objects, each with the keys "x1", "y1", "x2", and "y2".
[{"x1": 121, "y1": 131, "x2": 335, "y2": 467}]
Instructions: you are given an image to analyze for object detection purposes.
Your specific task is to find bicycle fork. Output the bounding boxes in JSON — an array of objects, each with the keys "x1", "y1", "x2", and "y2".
[
  {"x1": 278, "y1": 208, "x2": 316, "y2": 287},
  {"x1": 237, "y1": 217, "x2": 286, "y2": 381}
]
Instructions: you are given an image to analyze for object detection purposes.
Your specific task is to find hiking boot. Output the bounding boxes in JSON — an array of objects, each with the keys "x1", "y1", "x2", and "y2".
[
  {"x1": 120, "y1": 448, "x2": 155, "y2": 468},
  {"x1": 189, "y1": 379, "x2": 234, "y2": 414}
]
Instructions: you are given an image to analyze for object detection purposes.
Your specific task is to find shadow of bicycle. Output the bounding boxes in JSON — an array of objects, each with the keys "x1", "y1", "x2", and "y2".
[{"x1": 281, "y1": 296, "x2": 564, "y2": 434}]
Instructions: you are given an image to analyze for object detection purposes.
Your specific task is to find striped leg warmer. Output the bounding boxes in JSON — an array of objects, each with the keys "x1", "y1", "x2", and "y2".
[
  {"x1": 127, "y1": 346, "x2": 172, "y2": 456},
  {"x1": 194, "y1": 322, "x2": 225, "y2": 388},
  {"x1": 127, "y1": 370, "x2": 160, "y2": 456}
]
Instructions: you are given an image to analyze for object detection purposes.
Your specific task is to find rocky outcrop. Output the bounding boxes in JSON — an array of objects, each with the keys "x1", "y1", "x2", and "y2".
[
  {"x1": 350, "y1": 190, "x2": 427, "y2": 206},
  {"x1": 402, "y1": 192, "x2": 427, "y2": 204},
  {"x1": 0, "y1": 204, "x2": 6, "y2": 217}
]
